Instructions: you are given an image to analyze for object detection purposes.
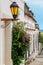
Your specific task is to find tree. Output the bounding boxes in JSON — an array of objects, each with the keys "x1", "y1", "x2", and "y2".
[{"x1": 39, "y1": 32, "x2": 43, "y2": 45}]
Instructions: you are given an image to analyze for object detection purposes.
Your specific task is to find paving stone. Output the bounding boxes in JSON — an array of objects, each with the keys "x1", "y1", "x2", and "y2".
[{"x1": 28, "y1": 50, "x2": 43, "y2": 65}]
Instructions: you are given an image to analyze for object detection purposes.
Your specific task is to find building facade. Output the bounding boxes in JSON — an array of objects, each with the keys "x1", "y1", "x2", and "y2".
[
  {"x1": 0, "y1": 0, "x2": 39, "y2": 65},
  {"x1": 24, "y1": 3, "x2": 39, "y2": 65}
]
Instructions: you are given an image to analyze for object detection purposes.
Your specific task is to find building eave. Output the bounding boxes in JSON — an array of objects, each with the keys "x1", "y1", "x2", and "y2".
[
  {"x1": 24, "y1": 2, "x2": 29, "y2": 9},
  {"x1": 25, "y1": 13, "x2": 37, "y2": 23}
]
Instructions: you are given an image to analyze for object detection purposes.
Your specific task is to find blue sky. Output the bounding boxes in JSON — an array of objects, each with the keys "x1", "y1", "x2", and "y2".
[{"x1": 24, "y1": 0, "x2": 43, "y2": 30}]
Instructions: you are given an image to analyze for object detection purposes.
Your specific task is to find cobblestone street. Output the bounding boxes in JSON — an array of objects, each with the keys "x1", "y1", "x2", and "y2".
[
  {"x1": 29, "y1": 50, "x2": 43, "y2": 65},
  {"x1": 29, "y1": 59, "x2": 43, "y2": 65}
]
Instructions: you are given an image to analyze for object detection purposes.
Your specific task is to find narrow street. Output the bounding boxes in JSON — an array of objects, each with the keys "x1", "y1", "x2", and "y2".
[{"x1": 29, "y1": 50, "x2": 43, "y2": 65}]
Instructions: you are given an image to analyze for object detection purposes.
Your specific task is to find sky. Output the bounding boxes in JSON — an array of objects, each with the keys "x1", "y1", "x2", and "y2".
[{"x1": 24, "y1": 0, "x2": 43, "y2": 30}]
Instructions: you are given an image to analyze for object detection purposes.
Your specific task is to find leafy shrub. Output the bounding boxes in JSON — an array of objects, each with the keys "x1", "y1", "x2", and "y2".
[
  {"x1": 39, "y1": 32, "x2": 43, "y2": 45},
  {"x1": 11, "y1": 22, "x2": 30, "y2": 65}
]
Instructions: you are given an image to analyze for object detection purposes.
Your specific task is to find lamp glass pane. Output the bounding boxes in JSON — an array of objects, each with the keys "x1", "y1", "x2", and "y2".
[
  {"x1": 14, "y1": 7, "x2": 18, "y2": 15},
  {"x1": 11, "y1": 7, "x2": 14, "y2": 15}
]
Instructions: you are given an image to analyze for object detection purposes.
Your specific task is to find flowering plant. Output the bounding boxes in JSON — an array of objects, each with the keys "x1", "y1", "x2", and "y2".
[{"x1": 12, "y1": 21, "x2": 30, "y2": 65}]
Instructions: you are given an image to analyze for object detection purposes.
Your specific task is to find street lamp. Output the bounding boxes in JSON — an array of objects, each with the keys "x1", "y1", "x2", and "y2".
[{"x1": 10, "y1": 2, "x2": 19, "y2": 19}]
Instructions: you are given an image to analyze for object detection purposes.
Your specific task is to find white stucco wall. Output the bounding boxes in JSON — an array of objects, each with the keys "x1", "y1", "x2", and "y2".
[
  {"x1": 0, "y1": 0, "x2": 24, "y2": 20},
  {"x1": 0, "y1": 0, "x2": 12, "y2": 18},
  {"x1": 34, "y1": 29, "x2": 39, "y2": 55},
  {"x1": 24, "y1": 15, "x2": 36, "y2": 55},
  {"x1": 0, "y1": 0, "x2": 25, "y2": 65},
  {"x1": 0, "y1": 0, "x2": 12, "y2": 65},
  {"x1": 5, "y1": 21, "x2": 12, "y2": 65},
  {"x1": 0, "y1": 0, "x2": 39, "y2": 65},
  {"x1": 24, "y1": 15, "x2": 39, "y2": 57},
  {"x1": 0, "y1": 21, "x2": 5, "y2": 65},
  {"x1": 0, "y1": 21, "x2": 12, "y2": 65},
  {"x1": 14, "y1": 0, "x2": 24, "y2": 21},
  {"x1": 24, "y1": 15, "x2": 35, "y2": 30}
]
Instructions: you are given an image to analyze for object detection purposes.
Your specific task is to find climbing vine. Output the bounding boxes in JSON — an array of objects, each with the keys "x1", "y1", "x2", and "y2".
[{"x1": 11, "y1": 21, "x2": 30, "y2": 65}]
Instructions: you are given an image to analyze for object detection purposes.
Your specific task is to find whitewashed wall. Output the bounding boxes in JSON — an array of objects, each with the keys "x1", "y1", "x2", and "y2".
[
  {"x1": 0, "y1": 0, "x2": 12, "y2": 18},
  {"x1": 15, "y1": 0, "x2": 24, "y2": 21},
  {"x1": 24, "y1": 15, "x2": 39, "y2": 57},
  {"x1": 24, "y1": 15, "x2": 35, "y2": 30},
  {"x1": 39, "y1": 42, "x2": 42, "y2": 54},
  {"x1": 5, "y1": 21, "x2": 12, "y2": 65},
  {"x1": 0, "y1": 21, "x2": 5, "y2": 65},
  {"x1": 0, "y1": 0, "x2": 24, "y2": 21},
  {"x1": 24, "y1": 15, "x2": 35, "y2": 55},
  {"x1": 0, "y1": 0, "x2": 25, "y2": 65},
  {"x1": 34, "y1": 29, "x2": 39, "y2": 55},
  {"x1": 0, "y1": 0, "x2": 39, "y2": 65}
]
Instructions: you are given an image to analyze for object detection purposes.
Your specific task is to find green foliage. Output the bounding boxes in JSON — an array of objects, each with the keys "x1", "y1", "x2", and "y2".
[
  {"x1": 39, "y1": 32, "x2": 43, "y2": 45},
  {"x1": 11, "y1": 21, "x2": 30, "y2": 65}
]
